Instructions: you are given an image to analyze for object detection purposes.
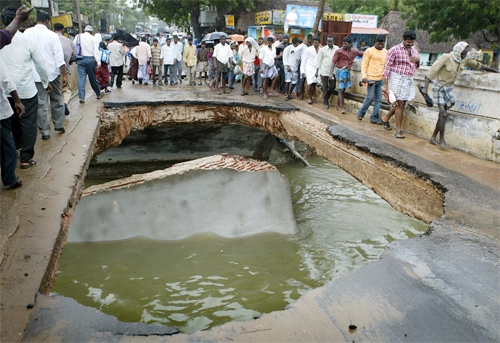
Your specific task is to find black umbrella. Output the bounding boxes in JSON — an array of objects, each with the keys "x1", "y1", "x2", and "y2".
[
  {"x1": 117, "y1": 29, "x2": 139, "y2": 47},
  {"x1": 201, "y1": 32, "x2": 230, "y2": 43}
]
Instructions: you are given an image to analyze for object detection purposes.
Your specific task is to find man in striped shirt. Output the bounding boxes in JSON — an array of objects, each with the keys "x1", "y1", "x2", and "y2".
[
  {"x1": 380, "y1": 30, "x2": 420, "y2": 138},
  {"x1": 151, "y1": 38, "x2": 163, "y2": 85}
]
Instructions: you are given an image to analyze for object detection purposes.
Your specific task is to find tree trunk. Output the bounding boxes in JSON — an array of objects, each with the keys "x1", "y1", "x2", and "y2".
[
  {"x1": 312, "y1": 0, "x2": 326, "y2": 36},
  {"x1": 191, "y1": 3, "x2": 202, "y2": 41}
]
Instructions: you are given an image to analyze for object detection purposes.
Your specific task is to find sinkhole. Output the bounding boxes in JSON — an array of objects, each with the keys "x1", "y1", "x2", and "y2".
[{"x1": 51, "y1": 110, "x2": 437, "y2": 334}]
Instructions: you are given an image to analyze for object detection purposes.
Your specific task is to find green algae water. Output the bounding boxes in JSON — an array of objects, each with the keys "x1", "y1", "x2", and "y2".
[{"x1": 51, "y1": 156, "x2": 427, "y2": 333}]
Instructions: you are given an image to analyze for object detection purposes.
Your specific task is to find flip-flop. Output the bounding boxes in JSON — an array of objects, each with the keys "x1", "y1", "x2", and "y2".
[
  {"x1": 307, "y1": 99, "x2": 313, "y2": 104},
  {"x1": 4, "y1": 178, "x2": 22, "y2": 190},
  {"x1": 357, "y1": 115, "x2": 363, "y2": 120},
  {"x1": 20, "y1": 159, "x2": 36, "y2": 169},
  {"x1": 395, "y1": 130, "x2": 405, "y2": 138},
  {"x1": 380, "y1": 118, "x2": 392, "y2": 130}
]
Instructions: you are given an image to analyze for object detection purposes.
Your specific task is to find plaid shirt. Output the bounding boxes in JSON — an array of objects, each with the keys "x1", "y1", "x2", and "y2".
[
  {"x1": 151, "y1": 46, "x2": 162, "y2": 66},
  {"x1": 383, "y1": 42, "x2": 420, "y2": 79}
]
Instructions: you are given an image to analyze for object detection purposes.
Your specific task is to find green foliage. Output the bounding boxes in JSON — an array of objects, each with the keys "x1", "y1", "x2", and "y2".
[
  {"x1": 403, "y1": 0, "x2": 499, "y2": 47},
  {"x1": 327, "y1": 0, "x2": 391, "y2": 18}
]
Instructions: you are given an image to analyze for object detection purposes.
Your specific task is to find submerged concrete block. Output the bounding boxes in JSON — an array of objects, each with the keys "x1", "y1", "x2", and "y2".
[{"x1": 69, "y1": 155, "x2": 297, "y2": 242}]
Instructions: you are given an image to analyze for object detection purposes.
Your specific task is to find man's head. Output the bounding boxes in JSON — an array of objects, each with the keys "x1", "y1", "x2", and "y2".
[
  {"x1": 266, "y1": 36, "x2": 274, "y2": 48},
  {"x1": 258, "y1": 37, "x2": 264, "y2": 45},
  {"x1": 112, "y1": 34, "x2": 119, "y2": 41},
  {"x1": 187, "y1": 36, "x2": 193, "y2": 45},
  {"x1": 84, "y1": 25, "x2": 93, "y2": 34},
  {"x1": 166, "y1": 37, "x2": 171, "y2": 45},
  {"x1": 402, "y1": 30, "x2": 416, "y2": 49},
  {"x1": 246, "y1": 40, "x2": 252, "y2": 49},
  {"x1": 326, "y1": 35, "x2": 334, "y2": 48},
  {"x1": 313, "y1": 36, "x2": 320, "y2": 48},
  {"x1": 342, "y1": 36, "x2": 352, "y2": 49},
  {"x1": 153, "y1": 38, "x2": 158, "y2": 46},
  {"x1": 283, "y1": 34, "x2": 289, "y2": 44},
  {"x1": 220, "y1": 36, "x2": 226, "y2": 45},
  {"x1": 375, "y1": 34, "x2": 385, "y2": 50},
  {"x1": 307, "y1": 33, "x2": 313, "y2": 45},
  {"x1": 292, "y1": 37, "x2": 300, "y2": 47},
  {"x1": 1, "y1": 6, "x2": 16, "y2": 26},
  {"x1": 53, "y1": 22, "x2": 64, "y2": 32},
  {"x1": 141, "y1": 36, "x2": 147, "y2": 42},
  {"x1": 173, "y1": 35, "x2": 179, "y2": 43},
  {"x1": 201, "y1": 41, "x2": 206, "y2": 48},
  {"x1": 36, "y1": 10, "x2": 50, "y2": 25}
]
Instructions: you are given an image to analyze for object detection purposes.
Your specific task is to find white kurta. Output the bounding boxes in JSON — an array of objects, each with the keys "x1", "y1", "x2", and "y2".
[{"x1": 300, "y1": 46, "x2": 320, "y2": 84}]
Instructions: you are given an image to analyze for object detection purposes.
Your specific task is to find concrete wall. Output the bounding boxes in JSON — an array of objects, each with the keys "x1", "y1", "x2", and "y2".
[{"x1": 332, "y1": 61, "x2": 500, "y2": 162}]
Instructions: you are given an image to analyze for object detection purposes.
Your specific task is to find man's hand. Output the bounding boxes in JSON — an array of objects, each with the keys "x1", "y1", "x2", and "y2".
[
  {"x1": 314, "y1": 71, "x2": 318, "y2": 78},
  {"x1": 302, "y1": 73, "x2": 305, "y2": 78},
  {"x1": 15, "y1": 5, "x2": 33, "y2": 22},
  {"x1": 410, "y1": 56, "x2": 420, "y2": 63},
  {"x1": 15, "y1": 101, "x2": 25, "y2": 117},
  {"x1": 287, "y1": 66, "x2": 291, "y2": 72},
  {"x1": 47, "y1": 83, "x2": 53, "y2": 93},
  {"x1": 62, "y1": 75, "x2": 68, "y2": 87},
  {"x1": 382, "y1": 85, "x2": 388, "y2": 92},
  {"x1": 361, "y1": 77, "x2": 368, "y2": 84}
]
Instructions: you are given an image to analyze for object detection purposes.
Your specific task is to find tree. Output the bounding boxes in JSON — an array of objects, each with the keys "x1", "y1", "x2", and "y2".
[
  {"x1": 312, "y1": 0, "x2": 326, "y2": 36},
  {"x1": 327, "y1": 0, "x2": 391, "y2": 18},
  {"x1": 403, "y1": 0, "x2": 499, "y2": 48}
]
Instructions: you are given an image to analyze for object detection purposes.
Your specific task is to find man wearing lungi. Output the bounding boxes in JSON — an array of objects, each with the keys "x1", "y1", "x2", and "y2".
[
  {"x1": 301, "y1": 36, "x2": 321, "y2": 104},
  {"x1": 380, "y1": 30, "x2": 420, "y2": 138},
  {"x1": 259, "y1": 36, "x2": 279, "y2": 99},
  {"x1": 238, "y1": 38, "x2": 257, "y2": 96},
  {"x1": 421, "y1": 42, "x2": 498, "y2": 148}
]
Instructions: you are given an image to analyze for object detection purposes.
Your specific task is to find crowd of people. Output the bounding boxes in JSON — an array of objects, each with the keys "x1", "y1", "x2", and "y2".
[{"x1": 1, "y1": 5, "x2": 497, "y2": 191}]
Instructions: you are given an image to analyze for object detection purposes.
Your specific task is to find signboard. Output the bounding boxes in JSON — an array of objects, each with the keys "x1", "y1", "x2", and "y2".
[
  {"x1": 323, "y1": 13, "x2": 345, "y2": 21},
  {"x1": 50, "y1": 14, "x2": 72, "y2": 28},
  {"x1": 345, "y1": 13, "x2": 378, "y2": 28},
  {"x1": 31, "y1": 0, "x2": 49, "y2": 7},
  {"x1": 255, "y1": 10, "x2": 272, "y2": 25},
  {"x1": 225, "y1": 15, "x2": 234, "y2": 29},
  {"x1": 272, "y1": 10, "x2": 285, "y2": 26},
  {"x1": 284, "y1": 4, "x2": 319, "y2": 30}
]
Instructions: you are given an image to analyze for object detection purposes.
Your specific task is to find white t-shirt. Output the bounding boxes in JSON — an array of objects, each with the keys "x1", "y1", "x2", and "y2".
[{"x1": 213, "y1": 43, "x2": 233, "y2": 64}]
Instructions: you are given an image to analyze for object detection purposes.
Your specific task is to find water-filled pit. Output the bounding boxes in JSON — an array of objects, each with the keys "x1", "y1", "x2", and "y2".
[{"x1": 51, "y1": 123, "x2": 427, "y2": 334}]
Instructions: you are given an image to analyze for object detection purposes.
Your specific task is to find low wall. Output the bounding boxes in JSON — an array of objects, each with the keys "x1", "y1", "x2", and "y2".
[{"x1": 331, "y1": 61, "x2": 500, "y2": 162}]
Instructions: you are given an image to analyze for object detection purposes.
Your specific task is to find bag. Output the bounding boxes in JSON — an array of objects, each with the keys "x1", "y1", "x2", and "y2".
[
  {"x1": 75, "y1": 34, "x2": 83, "y2": 60},
  {"x1": 99, "y1": 47, "x2": 110, "y2": 64},
  {"x1": 233, "y1": 65, "x2": 242, "y2": 75}
]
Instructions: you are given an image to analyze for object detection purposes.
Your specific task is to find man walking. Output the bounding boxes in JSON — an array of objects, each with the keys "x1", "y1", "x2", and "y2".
[
  {"x1": 73, "y1": 25, "x2": 102, "y2": 104},
  {"x1": 282, "y1": 37, "x2": 300, "y2": 100},
  {"x1": 356, "y1": 34, "x2": 387, "y2": 123},
  {"x1": 196, "y1": 41, "x2": 209, "y2": 85},
  {"x1": 238, "y1": 38, "x2": 257, "y2": 96},
  {"x1": 213, "y1": 36, "x2": 233, "y2": 95},
  {"x1": 136, "y1": 36, "x2": 152, "y2": 85},
  {"x1": 316, "y1": 35, "x2": 338, "y2": 109},
  {"x1": 108, "y1": 34, "x2": 125, "y2": 88},
  {"x1": 53, "y1": 23, "x2": 75, "y2": 115},
  {"x1": 421, "y1": 42, "x2": 498, "y2": 148},
  {"x1": 24, "y1": 11, "x2": 67, "y2": 139},
  {"x1": 331, "y1": 36, "x2": 363, "y2": 113},
  {"x1": 172, "y1": 35, "x2": 183, "y2": 84},
  {"x1": 183, "y1": 37, "x2": 197, "y2": 86},
  {"x1": 301, "y1": 36, "x2": 321, "y2": 104},
  {"x1": 160, "y1": 37, "x2": 176, "y2": 85},
  {"x1": 380, "y1": 30, "x2": 420, "y2": 138}
]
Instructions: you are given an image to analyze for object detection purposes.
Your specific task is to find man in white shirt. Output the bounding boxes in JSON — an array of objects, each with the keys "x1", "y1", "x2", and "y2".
[
  {"x1": 315, "y1": 35, "x2": 338, "y2": 109},
  {"x1": 0, "y1": 6, "x2": 50, "y2": 168},
  {"x1": 238, "y1": 38, "x2": 257, "y2": 95},
  {"x1": 160, "y1": 37, "x2": 176, "y2": 85},
  {"x1": 283, "y1": 37, "x2": 300, "y2": 100},
  {"x1": 53, "y1": 22, "x2": 76, "y2": 114},
  {"x1": 73, "y1": 25, "x2": 102, "y2": 104},
  {"x1": 259, "y1": 36, "x2": 278, "y2": 99},
  {"x1": 0, "y1": 59, "x2": 24, "y2": 189},
  {"x1": 107, "y1": 34, "x2": 125, "y2": 89},
  {"x1": 213, "y1": 36, "x2": 233, "y2": 95},
  {"x1": 23, "y1": 11, "x2": 67, "y2": 139},
  {"x1": 301, "y1": 36, "x2": 321, "y2": 104},
  {"x1": 172, "y1": 35, "x2": 184, "y2": 84},
  {"x1": 136, "y1": 36, "x2": 152, "y2": 85}
]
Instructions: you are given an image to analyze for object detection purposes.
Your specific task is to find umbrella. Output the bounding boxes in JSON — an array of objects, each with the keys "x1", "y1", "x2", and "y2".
[
  {"x1": 201, "y1": 32, "x2": 231, "y2": 43},
  {"x1": 117, "y1": 29, "x2": 139, "y2": 47},
  {"x1": 230, "y1": 34, "x2": 244, "y2": 42},
  {"x1": 102, "y1": 34, "x2": 112, "y2": 41}
]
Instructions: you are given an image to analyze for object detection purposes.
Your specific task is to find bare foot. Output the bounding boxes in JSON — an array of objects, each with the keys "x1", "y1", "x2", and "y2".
[{"x1": 429, "y1": 138, "x2": 439, "y2": 146}]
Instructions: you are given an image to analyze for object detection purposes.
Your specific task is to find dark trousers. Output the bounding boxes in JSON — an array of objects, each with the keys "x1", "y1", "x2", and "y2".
[
  {"x1": 9, "y1": 95, "x2": 38, "y2": 162},
  {"x1": 1, "y1": 116, "x2": 18, "y2": 186},
  {"x1": 321, "y1": 75, "x2": 336, "y2": 105},
  {"x1": 77, "y1": 56, "x2": 101, "y2": 99},
  {"x1": 110, "y1": 65, "x2": 124, "y2": 88}
]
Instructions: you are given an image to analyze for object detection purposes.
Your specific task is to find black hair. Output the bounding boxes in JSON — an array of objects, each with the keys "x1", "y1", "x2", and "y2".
[
  {"x1": 36, "y1": 11, "x2": 50, "y2": 22},
  {"x1": 266, "y1": 36, "x2": 274, "y2": 42},
  {"x1": 112, "y1": 34, "x2": 119, "y2": 40},
  {"x1": 313, "y1": 36, "x2": 320, "y2": 42},
  {"x1": 343, "y1": 36, "x2": 352, "y2": 43},
  {"x1": 53, "y1": 22, "x2": 64, "y2": 31},
  {"x1": 376, "y1": 34, "x2": 386, "y2": 42},
  {"x1": 292, "y1": 37, "x2": 299, "y2": 44},
  {"x1": 403, "y1": 30, "x2": 417, "y2": 40},
  {"x1": 1, "y1": 5, "x2": 16, "y2": 26},
  {"x1": 153, "y1": 38, "x2": 158, "y2": 42},
  {"x1": 141, "y1": 36, "x2": 147, "y2": 42},
  {"x1": 327, "y1": 35, "x2": 335, "y2": 41}
]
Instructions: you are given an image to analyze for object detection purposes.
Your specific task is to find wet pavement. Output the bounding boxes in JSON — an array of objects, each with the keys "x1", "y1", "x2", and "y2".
[{"x1": 1, "y1": 81, "x2": 499, "y2": 342}]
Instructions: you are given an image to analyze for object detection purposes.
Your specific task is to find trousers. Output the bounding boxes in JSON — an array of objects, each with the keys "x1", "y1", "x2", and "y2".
[{"x1": 36, "y1": 76, "x2": 65, "y2": 136}]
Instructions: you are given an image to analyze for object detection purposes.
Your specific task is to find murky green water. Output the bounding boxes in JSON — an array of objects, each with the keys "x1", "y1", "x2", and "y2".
[{"x1": 52, "y1": 156, "x2": 427, "y2": 333}]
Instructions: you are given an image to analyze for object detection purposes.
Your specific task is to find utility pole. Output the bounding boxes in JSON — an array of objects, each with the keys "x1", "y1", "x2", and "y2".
[{"x1": 73, "y1": 0, "x2": 82, "y2": 33}]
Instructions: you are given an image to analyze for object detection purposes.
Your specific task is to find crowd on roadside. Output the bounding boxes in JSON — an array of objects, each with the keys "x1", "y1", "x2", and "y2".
[{"x1": 1, "y1": 5, "x2": 497, "y2": 191}]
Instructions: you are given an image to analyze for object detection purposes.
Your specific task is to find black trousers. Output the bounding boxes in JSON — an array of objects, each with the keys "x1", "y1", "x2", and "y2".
[
  {"x1": 110, "y1": 65, "x2": 124, "y2": 88},
  {"x1": 321, "y1": 75, "x2": 336, "y2": 105},
  {"x1": 10, "y1": 95, "x2": 38, "y2": 162}
]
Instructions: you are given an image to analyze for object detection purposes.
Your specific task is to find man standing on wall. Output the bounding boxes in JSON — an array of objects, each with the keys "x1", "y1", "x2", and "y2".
[
  {"x1": 108, "y1": 34, "x2": 125, "y2": 89},
  {"x1": 213, "y1": 36, "x2": 233, "y2": 95},
  {"x1": 283, "y1": 37, "x2": 300, "y2": 101},
  {"x1": 183, "y1": 37, "x2": 197, "y2": 86},
  {"x1": 172, "y1": 35, "x2": 184, "y2": 84},
  {"x1": 421, "y1": 42, "x2": 498, "y2": 148},
  {"x1": 136, "y1": 36, "x2": 152, "y2": 85},
  {"x1": 316, "y1": 35, "x2": 338, "y2": 109},
  {"x1": 380, "y1": 30, "x2": 420, "y2": 138},
  {"x1": 150, "y1": 38, "x2": 163, "y2": 85},
  {"x1": 238, "y1": 38, "x2": 257, "y2": 96},
  {"x1": 356, "y1": 34, "x2": 387, "y2": 124},
  {"x1": 196, "y1": 41, "x2": 209, "y2": 85},
  {"x1": 301, "y1": 36, "x2": 321, "y2": 105},
  {"x1": 259, "y1": 36, "x2": 279, "y2": 99}
]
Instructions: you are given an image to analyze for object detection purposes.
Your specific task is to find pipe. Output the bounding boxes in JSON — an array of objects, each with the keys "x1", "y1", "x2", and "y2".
[{"x1": 280, "y1": 138, "x2": 311, "y2": 167}]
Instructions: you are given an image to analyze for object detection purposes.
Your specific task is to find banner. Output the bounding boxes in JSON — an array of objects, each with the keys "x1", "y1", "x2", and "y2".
[
  {"x1": 225, "y1": 15, "x2": 235, "y2": 29},
  {"x1": 284, "y1": 4, "x2": 319, "y2": 29},
  {"x1": 255, "y1": 11, "x2": 272, "y2": 25},
  {"x1": 272, "y1": 10, "x2": 285, "y2": 26},
  {"x1": 323, "y1": 13, "x2": 345, "y2": 21},
  {"x1": 345, "y1": 13, "x2": 378, "y2": 28}
]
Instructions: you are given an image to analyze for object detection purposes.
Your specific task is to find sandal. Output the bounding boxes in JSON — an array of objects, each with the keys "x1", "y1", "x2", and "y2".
[
  {"x1": 395, "y1": 130, "x2": 405, "y2": 139},
  {"x1": 381, "y1": 118, "x2": 392, "y2": 131},
  {"x1": 307, "y1": 99, "x2": 313, "y2": 104},
  {"x1": 263, "y1": 94, "x2": 268, "y2": 99},
  {"x1": 20, "y1": 159, "x2": 36, "y2": 169},
  {"x1": 216, "y1": 90, "x2": 222, "y2": 95},
  {"x1": 4, "y1": 178, "x2": 22, "y2": 190},
  {"x1": 357, "y1": 115, "x2": 363, "y2": 121}
]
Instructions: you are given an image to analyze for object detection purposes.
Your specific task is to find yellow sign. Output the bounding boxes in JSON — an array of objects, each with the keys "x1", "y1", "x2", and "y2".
[
  {"x1": 255, "y1": 11, "x2": 272, "y2": 25},
  {"x1": 323, "y1": 13, "x2": 345, "y2": 21},
  {"x1": 225, "y1": 15, "x2": 234, "y2": 29},
  {"x1": 50, "y1": 13, "x2": 73, "y2": 28}
]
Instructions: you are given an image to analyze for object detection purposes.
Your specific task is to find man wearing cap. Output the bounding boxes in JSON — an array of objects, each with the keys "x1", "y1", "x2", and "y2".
[
  {"x1": 183, "y1": 37, "x2": 197, "y2": 86},
  {"x1": 356, "y1": 34, "x2": 387, "y2": 124},
  {"x1": 24, "y1": 11, "x2": 67, "y2": 139},
  {"x1": 73, "y1": 25, "x2": 103, "y2": 104}
]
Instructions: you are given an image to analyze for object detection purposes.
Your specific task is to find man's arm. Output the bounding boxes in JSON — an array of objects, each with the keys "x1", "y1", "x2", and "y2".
[
  {"x1": 1, "y1": 6, "x2": 33, "y2": 46},
  {"x1": 361, "y1": 49, "x2": 370, "y2": 82}
]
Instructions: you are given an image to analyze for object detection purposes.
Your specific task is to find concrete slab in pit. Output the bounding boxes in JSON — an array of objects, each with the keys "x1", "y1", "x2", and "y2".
[{"x1": 1, "y1": 82, "x2": 499, "y2": 342}]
